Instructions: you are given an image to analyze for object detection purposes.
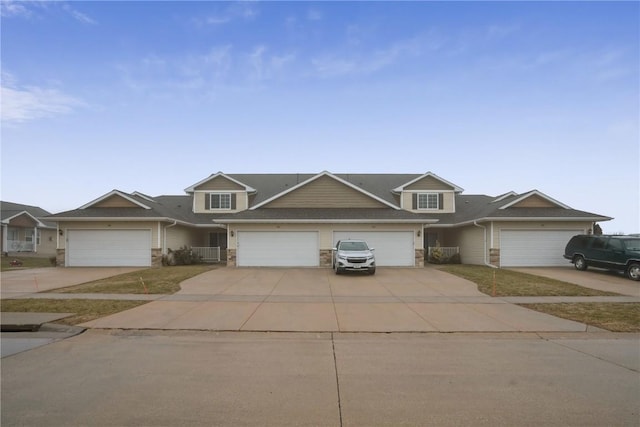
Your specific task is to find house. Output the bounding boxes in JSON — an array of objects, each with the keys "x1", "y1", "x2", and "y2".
[
  {"x1": 47, "y1": 171, "x2": 611, "y2": 268},
  {"x1": 1, "y1": 201, "x2": 57, "y2": 257}
]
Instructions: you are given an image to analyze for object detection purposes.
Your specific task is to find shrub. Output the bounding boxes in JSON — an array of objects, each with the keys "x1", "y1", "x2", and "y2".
[{"x1": 164, "y1": 246, "x2": 201, "y2": 266}]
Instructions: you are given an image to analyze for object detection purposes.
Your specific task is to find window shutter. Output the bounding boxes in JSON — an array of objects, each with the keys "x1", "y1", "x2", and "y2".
[
  {"x1": 439, "y1": 194, "x2": 444, "y2": 210},
  {"x1": 412, "y1": 193, "x2": 417, "y2": 209},
  {"x1": 231, "y1": 194, "x2": 236, "y2": 210},
  {"x1": 205, "y1": 194, "x2": 211, "y2": 210}
]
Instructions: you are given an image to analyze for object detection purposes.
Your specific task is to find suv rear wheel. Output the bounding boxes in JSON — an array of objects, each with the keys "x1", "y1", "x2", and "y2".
[
  {"x1": 574, "y1": 255, "x2": 588, "y2": 271},
  {"x1": 626, "y1": 263, "x2": 640, "y2": 281}
]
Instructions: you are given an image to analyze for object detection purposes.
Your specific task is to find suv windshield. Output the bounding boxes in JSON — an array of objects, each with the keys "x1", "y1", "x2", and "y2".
[{"x1": 339, "y1": 241, "x2": 369, "y2": 251}]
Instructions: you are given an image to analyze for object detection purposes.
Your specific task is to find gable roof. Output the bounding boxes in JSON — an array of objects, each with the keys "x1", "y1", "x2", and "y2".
[
  {"x1": 498, "y1": 190, "x2": 571, "y2": 210},
  {"x1": 184, "y1": 172, "x2": 256, "y2": 193},
  {"x1": 393, "y1": 172, "x2": 464, "y2": 193},
  {"x1": 0, "y1": 201, "x2": 55, "y2": 228},
  {"x1": 79, "y1": 190, "x2": 152, "y2": 210},
  {"x1": 250, "y1": 171, "x2": 400, "y2": 210}
]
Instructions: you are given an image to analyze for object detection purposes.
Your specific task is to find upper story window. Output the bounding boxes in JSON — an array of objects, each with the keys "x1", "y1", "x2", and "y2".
[
  {"x1": 417, "y1": 193, "x2": 439, "y2": 210},
  {"x1": 209, "y1": 193, "x2": 231, "y2": 210}
]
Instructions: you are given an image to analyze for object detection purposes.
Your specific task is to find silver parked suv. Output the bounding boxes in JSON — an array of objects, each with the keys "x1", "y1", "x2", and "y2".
[{"x1": 333, "y1": 239, "x2": 376, "y2": 275}]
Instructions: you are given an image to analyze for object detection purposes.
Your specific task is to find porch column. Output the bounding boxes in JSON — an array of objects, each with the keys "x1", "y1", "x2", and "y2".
[
  {"x1": 1, "y1": 224, "x2": 7, "y2": 254},
  {"x1": 34, "y1": 226, "x2": 38, "y2": 253}
]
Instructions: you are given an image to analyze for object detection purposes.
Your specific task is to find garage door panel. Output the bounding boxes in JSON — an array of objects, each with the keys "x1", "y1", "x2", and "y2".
[
  {"x1": 237, "y1": 231, "x2": 318, "y2": 267},
  {"x1": 67, "y1": 230, "x2": 151, "y2": 267},
  {"x1": 500, "y1": 230, "x2": 581, "y2": 267},
  {"x1": 333, "y1": 231, "x2": 414, "y2": 266}
]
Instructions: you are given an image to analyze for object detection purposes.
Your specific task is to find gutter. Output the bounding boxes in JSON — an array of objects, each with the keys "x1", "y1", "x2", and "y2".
[{"x1": 473, "y1": 221, "x2": 498, "y2": 269}]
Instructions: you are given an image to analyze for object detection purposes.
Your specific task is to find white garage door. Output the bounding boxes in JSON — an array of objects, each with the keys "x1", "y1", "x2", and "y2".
[
  {"x1": 333, "y1": 231, "x2": 415, "y2": 266},
  {"x1": 237, "y1": 231, "x2": 319, "y2": 267},
  {"x1": 67, "y1": 229, "x2": 152, "y2": 267},
  {"x1": 500, "y1": 230, "x2": 582, "y2": 267}
]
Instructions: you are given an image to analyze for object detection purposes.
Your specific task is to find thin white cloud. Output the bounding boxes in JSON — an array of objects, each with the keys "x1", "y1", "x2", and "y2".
[
  {"x1": 0, "y1": 0, "x2": 31, "y2": 18},
  {"x1": 61, "y1": 3, "x2": 97, "y2": 25},
  {"x1": 311, "y1": 35, "x2": 426, "y2": 78},
  {"x1": 1, "y1": 74, "x2": 85, "y2": 124},
  {"x1": 196, "y1": 1, "x2": 259, "y2": 26},
  {"x1": 0, "y1": 1, "x2": 96, "y2": 24}
]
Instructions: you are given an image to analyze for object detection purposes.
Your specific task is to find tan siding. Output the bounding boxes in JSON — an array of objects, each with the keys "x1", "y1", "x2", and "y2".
[
  {"x1": 166, "y1": 225, "x2": 199, "y2": 251},
  {"x1": 405, "y1": 176, "x2": 454, "y2": 191},
  {"x1": 195, "y1": 176, "x2": 245, "y2": 191},
  {"x1": 264, "y1": 175, "x2": 387, "y2": 208},
  {"x1": 36, "y1": 229, "x2": 57, "y2": 256},
  {"x1": 511, "y1": 195, "x2": 557, "y2": 208},
  {"x1": 8, "y1": 213, "x2": 38, "y2": 227},
  {"x1": 448, "y1": 226, "x2": 486, "y2": 265},
  {"x1": 93, "y1": 195, "x2": 140, "y2": 208}
]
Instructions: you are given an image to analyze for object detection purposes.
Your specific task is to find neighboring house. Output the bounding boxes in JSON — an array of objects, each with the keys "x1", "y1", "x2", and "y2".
[
  {"x1": 47, "y1": 171, "x2": 611, "y2": 268},
  {"x1": 1, "y1": 201, "x2": 57, "y2": 257}
]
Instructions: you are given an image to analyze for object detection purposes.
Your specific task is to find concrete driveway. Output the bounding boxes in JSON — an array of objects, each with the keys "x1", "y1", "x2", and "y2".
[
  {"x1": 0, "y1": 267, "x2": 143, "y2": 298},
  {"x1": 82, "y1": 267, "x2": 590, "y2": 333},
  {"x1": 512, "y1": 266, "x2": 640, "y2": 297}
]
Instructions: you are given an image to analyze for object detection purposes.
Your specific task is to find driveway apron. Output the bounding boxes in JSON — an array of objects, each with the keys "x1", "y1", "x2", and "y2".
[{"x1": 81, "y1": 268, "x2": 588, "y2": 332}]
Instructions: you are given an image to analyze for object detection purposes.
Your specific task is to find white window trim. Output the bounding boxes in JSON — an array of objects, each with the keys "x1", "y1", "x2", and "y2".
[
  {"x1": 209, "y1": 193, "x2": 232, "y2": 210},
  {"x1": 417, "y1": 193, "x2": 439, "y2": 210}
]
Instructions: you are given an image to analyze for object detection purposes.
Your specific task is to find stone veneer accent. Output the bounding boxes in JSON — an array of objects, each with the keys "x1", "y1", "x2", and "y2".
[
  {"x1": 152, "y1": 248, "x2": 163, "y2": 267},
  {"x1": 489, "y1": 248, "x2": 500, "y2": 267},
  {"x1": 414, "y1": 249, "x2": 424, "y2": 267},
  {"x1": 227, "y1": 249, "x2": 236, "y2": 267},
  {"x1": 319, "y1": 249, "x2": 333, "y2": 267},
  {"x1": 56, "y1": 249, "x2": 65, "y2": 267}
]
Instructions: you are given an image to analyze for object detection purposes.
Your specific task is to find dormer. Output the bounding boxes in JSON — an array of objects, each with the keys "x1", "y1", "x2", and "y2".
[
  {"x1": 185, "y1": 172, "x2": 256, "y2": 214},
  {"x1": 393, "y1": 172, "x2": 463, "y2": 213}
]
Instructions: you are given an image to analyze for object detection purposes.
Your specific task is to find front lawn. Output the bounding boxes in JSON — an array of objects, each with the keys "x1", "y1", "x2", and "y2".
[
  {"x1": 0, "y1": 299, "x2": 147, "y2": 326},
  {"x1": 1, "y1": 257, "x2": 55, "y2": 271},
  {"x1": 439, "y1": 265, "x2": 619, "y2": 297},
  {"x1": 50, "y1": 265, "x2": 216, "y2": 294},
  {"x1": 521, "y1": 303, "x2": 640, "y2": 332},
  {"x1": 439, "y1": 265, "x2": 639, "y2": 332}
]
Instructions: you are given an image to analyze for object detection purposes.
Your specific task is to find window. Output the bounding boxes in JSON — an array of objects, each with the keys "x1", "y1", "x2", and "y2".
[
  {"x1": 25, "y1": 229, "x2": 34, "y2": 243},
  {"x1": 418, "y1": 193, "x2": 439, "y2": 210},
  {"x1": 209, "y1": 193, "x2": 231, "y2": 210}
]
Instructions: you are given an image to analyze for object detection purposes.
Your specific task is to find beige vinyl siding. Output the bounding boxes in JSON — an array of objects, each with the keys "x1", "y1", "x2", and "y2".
[
  {"x1": 510, "y1": 195, "x2": 558, "y2": 208},
  {"x1": 165, "y1": 225, "x2": 200, "y2": 252},
  {"x1": 194, "y1": 176, "x2": 245, "y2": 191},
  {"x1": 228, "y1": 223, "x2": 420, "y2": 251},
  {"x1": 448, "y1": 225, "x2": 486, "y2": 265},
  {"x1": 263, "y1": 175, "x2": 387, "y2": 208},
  {"x1": 37, "y1": 229, "x2": 58, "y2": 256},
  {"x1": 405, "y1": 176, "x2": 455, "y2": 191},
  {"x1": 193, "y1": 191, "x2": 248, "y2": 213},
  {"x1": 93, "y1": 195, "x2": 140, "y2": 208},
  {"x1": 402, "y1": 191, "x2": 455, "y2": 213},
  {"x1": 57, "y1": 221, "x2": 162, "y2": 249}
]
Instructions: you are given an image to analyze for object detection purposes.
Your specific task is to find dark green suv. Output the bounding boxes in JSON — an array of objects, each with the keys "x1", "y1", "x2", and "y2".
[{"x1": 564, "y1": 235, "x2": 640, "y2": 281}]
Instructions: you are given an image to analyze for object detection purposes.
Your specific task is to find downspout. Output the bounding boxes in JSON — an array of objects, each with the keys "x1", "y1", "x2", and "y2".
[
  {"x1": 473, "y1": 221, "x2": 498, "y2": 269},
  {"x1": 163, "y1": 220, "x2": 178, "y2": 255}
]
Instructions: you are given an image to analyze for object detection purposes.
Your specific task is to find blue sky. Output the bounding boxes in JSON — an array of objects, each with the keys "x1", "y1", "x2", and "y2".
[{"x1": 1, "y1": 1, "x2": 638, "y2": 233}]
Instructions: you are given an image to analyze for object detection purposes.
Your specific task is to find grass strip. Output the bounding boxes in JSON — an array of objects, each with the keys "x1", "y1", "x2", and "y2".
[
  {"x1": 1, "y1": 299, "x2": 147, "y2": 326},
  {"x1": 439, "y1": 265, "x2": 619, "y2": 297},
  {"x1": 519, "y1": 303, "x2": 640, "y2": 332},
  {"x1": 50, "y1": 265, "x2": 216, "y2": 294},
  {"x1": 2, "y1": 257, "x2": 54, "y2": 271}
]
